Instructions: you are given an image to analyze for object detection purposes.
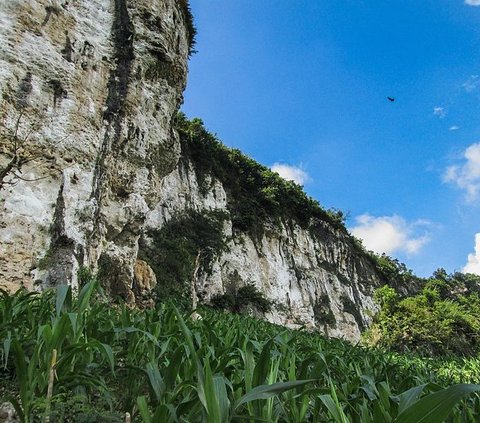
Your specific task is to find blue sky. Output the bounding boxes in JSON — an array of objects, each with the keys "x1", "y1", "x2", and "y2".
[{"x1": 181, "y1": 0, "x2": 480, "y2": 277}]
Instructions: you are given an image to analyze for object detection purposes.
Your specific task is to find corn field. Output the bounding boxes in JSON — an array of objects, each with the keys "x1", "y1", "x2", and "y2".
[{"x1": 1, "y1": 281, "x2": 479, "y2": 422}]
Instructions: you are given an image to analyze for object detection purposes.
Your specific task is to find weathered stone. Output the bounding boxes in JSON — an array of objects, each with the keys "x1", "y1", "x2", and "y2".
[
  {"x1": 144, "y1": 162, "x2": 382, "y2": 342},
  {"x1": 0, "y1": 0, "x2": 190, "y2": 299},
  {"x1": 133, "y1": 258, "x2": 157, "y2": 295},
  {"x1": 0, "y1": 402, "x2": 17, "y2": 423}
]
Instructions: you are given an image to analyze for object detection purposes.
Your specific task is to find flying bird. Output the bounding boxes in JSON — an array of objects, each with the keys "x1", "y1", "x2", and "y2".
[{"x1": 387, "y1": 97, "x2": 395, "y2": 102}]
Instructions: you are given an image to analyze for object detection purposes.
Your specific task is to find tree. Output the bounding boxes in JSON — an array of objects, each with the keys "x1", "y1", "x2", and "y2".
[{"x1": 0, "y1": 110, "x2": 63, "y2": 190}]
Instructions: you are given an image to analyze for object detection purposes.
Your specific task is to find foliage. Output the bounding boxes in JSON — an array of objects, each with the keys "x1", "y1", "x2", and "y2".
[
  {"x1": 374, "y1": 285, "x2": 398, "y2": 312},
  {"x1": 178, "y1": 0, "x2": 197, "y2": 56},
  {"x1": 0, "y1": 110, "x2": 46, "y2": 191},
  {"x1": 365, "y1": 271, "x2": 480, "y2": 357},
  {"x1": 77, "y1": 265, "x2": 96, "y2": 288},
  {"x1": 211, "y1": 283, "x2": 272, "y2": 314},
  {"x1": 1, "y1": 284, "x2": 480, "y2": 421},
  {"x1": 368, "y1": 253, "x2": 423, "y2": 294},
  {"x1": 313, "y1": 294, "x2": 337, "y2": 326},
  {"x1": 174, "y1": 112, "x2": 348, "y2": 240},
  {"x1": 141, "y1": 209, "x2": 227, "y2": 301}
]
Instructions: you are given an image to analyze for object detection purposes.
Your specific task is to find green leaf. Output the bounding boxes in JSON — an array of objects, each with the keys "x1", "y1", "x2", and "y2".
[
  {"x1": 395, "y1": 384, "x2": 428, "y2": 415},
  {"x1": 99, "y1": 342, "x2": 115, "y2": 374},
  {"x1": 76, "y1": 281, "x2": 96, "y2": 313},
  {"x1": 55, "y1": 285, "x2": 71, "y2": 316},
  {"x1": 173, "y1": 307, "x2": 207, "y2": 411},
  {"x1": 396, "y1": 384, "x2": 480, "y2": 423},
  {"x1": 253, "y1": 339, "x2": 273, "y2": 387},
  {"x1": 50, "y1": 313, "x2": 70, "y2": 350},
  {"x1": 238, "y1": 341, "x2": 254, "y2": 391},
  {"x1": 137, "y1": 395, "x2": 152, "y2": 423},
  {"x1": 11, "y1": 340, "x2": 30, "y2": 421},
  {"x1": 319, "y1": 394, "x2": 349, "y2": 423},
  {"x1": 214, "y1": 375, "x2": 230, "y2": 423},
  {"x1": 203, "y1": 359, "x2": 222, "y2": 423},
  {"x1": 146, "y1": 362, "x2": 166, "y2": 403},
  {"x1": 67, "y1": 312, "x2": 78, "y2": 337},
  {"x1": 152, "y1": 404, "x2": 178, "y2": 423},
  {"x1": 234, "y1": 379, "x2": 316, "y2": 410}
]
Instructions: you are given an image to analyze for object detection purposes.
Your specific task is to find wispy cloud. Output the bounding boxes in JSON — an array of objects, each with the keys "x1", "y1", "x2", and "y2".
[
  {"x1": 464, "y1": 233, "x2": 480, "y2": 275},
  {"x1": 443, "y1": 143, "x2": 480, "y2": 202},
  {"x1": 449, "y1": 126, "x2": 460, "y2": 131},
  {"x1": 433, "y1": 106, "x2": 446, "y2": 118},
  {"x1": 462, "y1": 75, "x2": 480, "y2": 92},
  {"x1": 465, "y1": 0, "x2": 480, "y2": 6},
  {"x1": 350, "y1": 214, "x2": 430, "y2": 256},
  {"x1": 271, "y1": 163, "x2": 311, "y2": 185}
]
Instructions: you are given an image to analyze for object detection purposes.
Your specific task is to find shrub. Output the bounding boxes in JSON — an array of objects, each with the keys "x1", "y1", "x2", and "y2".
[
  {"x1": 140, "y1": 209, "x2": 227, "y2": 301},
  {"x1": 236, "y1": 284, "x2": 272, "y2": 313},
  {"x1": 210, "y1": 293, "x2": 235, "y2": 311},
  {"x1": 174, "y1": 113, "x2": 349, "y2": 240},
  {"x1": 365, "y1": 273, "x2": 480, "y2": 357},
  {"x1": 178, "y1": 0, "x2": 197, "y2": 56},
  {"x1": 210, "y1": 284, "x2": 272, "y2": 314}
]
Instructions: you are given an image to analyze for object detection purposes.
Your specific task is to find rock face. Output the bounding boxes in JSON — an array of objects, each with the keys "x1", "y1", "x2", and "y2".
[
  {"x1": 143, "y1": 158, "x2": 382, "y2": 341},
  {"x1": 0, "y1": 0, "x2": 190, "y2": 296},
  {"x1": 0, "y1": 0, "x2": 383, "y2": 341},
  {"x1": 133, "y1": 258, "x2": 157, "y2": 295}
]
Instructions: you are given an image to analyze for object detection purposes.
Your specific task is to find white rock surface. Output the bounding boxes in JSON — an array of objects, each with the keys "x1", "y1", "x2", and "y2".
[
  {"x1": 1, "y1": 0, "x2": 382, "y2": 341},
  {"x1": 145, "y1": 160, "x2": 381, "y2": 341},
  {"x1": 0, "y1": 0, "x2": 190, "y2": 295}
]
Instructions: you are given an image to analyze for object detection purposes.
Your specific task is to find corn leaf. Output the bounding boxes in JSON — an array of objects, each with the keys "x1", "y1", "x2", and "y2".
[
  {"x1": 396, "y1": 384, "x2": 480, "y2": 423},
  {"x1": 234, "y1": 379, "x2": 316, "y2": 410}
]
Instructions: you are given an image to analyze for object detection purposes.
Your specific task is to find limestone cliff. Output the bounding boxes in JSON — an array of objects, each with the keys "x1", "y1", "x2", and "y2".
[
  {"x1": 0, "y1": 0, "x2": 384, "y2": 341},
  {"x1": 0, "y1": 0, "x2": 191, "y2": 296},
  {"x1": 140, "y1": 117, "x2": 383, "y2": 341}
]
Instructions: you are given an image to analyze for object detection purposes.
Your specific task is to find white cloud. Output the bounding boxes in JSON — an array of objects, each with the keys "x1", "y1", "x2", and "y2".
[
  {"x1": 462, "y1": 75, "x2": 480, "y2": 92},
  {"x1": 350, "y1": 214, "x2": 430, "y2": 256},
  {"x1": 271, "y1": 163, "x2": 310, "y2": 185},
  {"x1": 465, "y1": 0, "x2": 480, "y2": 6},
  {"x1": 433, "y1": 107, "x2": 446, "y2": 118},
  {"x1": 449, "y1": 126, "x2": 460, "y2": 131},
  {"x1": 464, "y1": 233, "x2": 480, "y2": 275},
  {"x1": 443, "y1": 143, "x2": 480, "y2": 202}
]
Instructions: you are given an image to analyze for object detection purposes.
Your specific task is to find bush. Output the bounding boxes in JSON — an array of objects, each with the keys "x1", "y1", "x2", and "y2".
[
  {"x1": 178, "y1": 0, "x2": 197, "y2": 56},
  {"x1": 210, "y1": 293, "x2": 235, "y2": 311},
  {"x1": 368, "y1": 253, "x2": 423, "y2": 295},
  {"x1": 236, "y1": 284, "x2": 272, "y2": 313},
  {"x1": 174, "y1": 113, "x2": 348, "y2": 240},
  {"x1": 365, "y1": 272, "x2": 480, "y2": 357},
  {"x1": 140, "y1": 209, "x2": 227, "y2": 301},
  {"x1": 210, "y1": 283, "x2": 272, "y2": 314}
]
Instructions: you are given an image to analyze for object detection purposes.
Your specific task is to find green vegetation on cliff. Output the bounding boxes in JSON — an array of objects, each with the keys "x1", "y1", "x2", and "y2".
[
  {"x1": 1, "y1": 283, "x2": 480, "y2": 422},
  {"x1": 140, "y1": 209, "x2": 227, "y2": 300},
  {"x1": 178, "y1": 0, "x2": 197, "y2": 56},
  {"x1": 365, "y1": 270, "x2": 480, "y2": 357},
  {"x1": 174, "y1": 113, "x2": 347, "y2": 240},
  {"x1": 211, "y1": 283, "x2": 273, "y2": 314}
]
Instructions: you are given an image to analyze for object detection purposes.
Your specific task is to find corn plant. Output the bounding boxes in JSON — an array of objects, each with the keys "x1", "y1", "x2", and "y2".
[{"x1": 1, "y1": 284, "x2": 480, "y2": 422}]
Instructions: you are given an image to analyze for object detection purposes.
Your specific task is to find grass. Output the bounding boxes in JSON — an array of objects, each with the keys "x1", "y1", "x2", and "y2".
[{"x1": 1, "y1": 282, "x2": 480, "y2": 422}]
